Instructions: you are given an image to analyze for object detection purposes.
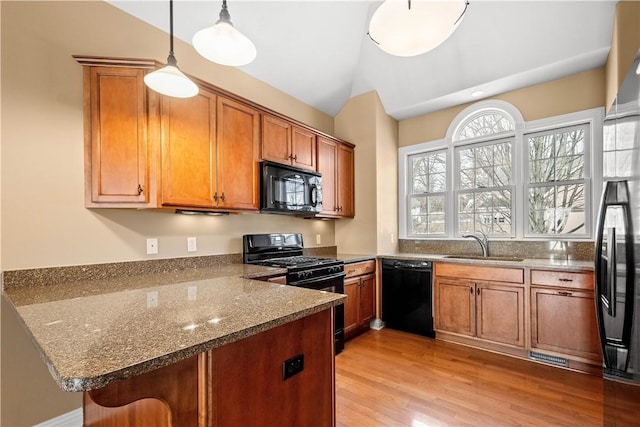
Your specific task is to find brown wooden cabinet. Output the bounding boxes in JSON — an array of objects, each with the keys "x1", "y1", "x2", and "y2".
[
  {"x1": 434, "y1": 277, "x2": 525, "y2": 348},
  {"x1": 160, "y1": 92, "x2": 259, "y2": 211},
  {"x1": 161, "y1": 89, "x2": 217, "y2": 208},
  {"x1": 261, "y1": 114, "x2": 316, "y2": 171},
  {"x1": 434, "y1": 263, "x2": 525, "y2": 349},
  {"x1": 316, "y1": 136, "x2": 355, "y2": 218},
  {"x1": 215, "y1": 96, "x2": 260, "y2": 211},
  {"x1": 344, "y1": 260, "x2": 376, "y2": 339},
  {"x1": 530, "y1": 270, "x2": 601, "y2": 363},
  {"x1": 82, "y1": 65, "x2": 152, "y2": 207},
  {"x1": 76, "y1": 57, "x2": 354, "y2": 214}
]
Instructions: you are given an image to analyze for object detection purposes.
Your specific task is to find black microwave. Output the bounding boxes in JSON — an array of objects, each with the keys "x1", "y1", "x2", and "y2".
[{"x1": 260, "y1": 161, "x2": 323, "y2": 215}]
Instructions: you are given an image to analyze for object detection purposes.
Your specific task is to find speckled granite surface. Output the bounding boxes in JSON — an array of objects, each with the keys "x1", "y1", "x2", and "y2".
[
  {"x1": 336, "y1": 254, "x2": 377, "y2": 263},
  {"x1": 377, "y1": 253, "x2": 594, "y2": 272},
  {"x1": 3, "y1": 262, "x2": 345, "y2": 392},
  {"x1": 399, "y1": 239, "x2": 595, "y2": 261}
]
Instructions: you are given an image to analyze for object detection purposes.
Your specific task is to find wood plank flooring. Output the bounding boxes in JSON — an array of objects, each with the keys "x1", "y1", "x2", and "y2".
[{"x1": 335, "y1": 329, "x2": 604, "y2": 426}]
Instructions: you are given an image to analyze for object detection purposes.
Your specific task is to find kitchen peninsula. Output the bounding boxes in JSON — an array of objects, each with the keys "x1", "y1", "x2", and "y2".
[{"x1": 3, "y1": 261, "x2": 346, "y2": 426}]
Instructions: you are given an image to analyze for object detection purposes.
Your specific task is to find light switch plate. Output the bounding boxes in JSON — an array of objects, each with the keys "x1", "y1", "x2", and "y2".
[{"x1": 187, "y1": 237, "x2": 197, "y2": 252}]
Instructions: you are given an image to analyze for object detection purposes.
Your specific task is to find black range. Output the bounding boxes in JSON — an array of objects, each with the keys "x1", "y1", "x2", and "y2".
[{"x1": 243, "y1": 233, "x2": 345, "y2": 354}]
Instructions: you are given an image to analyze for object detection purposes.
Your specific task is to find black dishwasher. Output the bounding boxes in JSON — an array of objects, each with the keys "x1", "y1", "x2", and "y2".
[{"x1": 381, "y1": 258, "x2": 435, "y2": 338}]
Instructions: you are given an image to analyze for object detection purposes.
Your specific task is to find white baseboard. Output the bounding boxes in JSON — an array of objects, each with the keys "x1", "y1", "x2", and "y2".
[{"x1": 33, "y1": 408, "x2": 82, "y2": 427}]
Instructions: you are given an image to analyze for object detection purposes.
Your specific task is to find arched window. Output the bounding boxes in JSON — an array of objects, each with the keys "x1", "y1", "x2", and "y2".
[{"x1": 454, "y1": 109, "x2": 515, "y2": 141}]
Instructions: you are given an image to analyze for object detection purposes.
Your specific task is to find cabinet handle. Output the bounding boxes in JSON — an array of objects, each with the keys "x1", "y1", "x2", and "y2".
[
  {"x1": 347, "y1": 269, "x2": 356, "y2": 274},
  {"x1": 213, "y1": 192, "x2": 218, "y2": 202},
  {"x1": 558, "y1": 278, "x2": 573, "y2": 282},
  {"x1": 470, "y1": 286, "x2": 473, "y2": 294},
  {"x1": 558, "y1": 291, "x2": 573, "y2": 296},
  {"x1": 220, "y1": 192, "x2": 226, "y2": 202},
  {"x1": 365, "y1": 266, "x2": 372, "y2": 271},
  {"x1": 137, "y1": 184, "x2": 143, "y2": 195},
  {"x1": 477, "y1": 287, "x2": 480, "y2": 295},
  {"x1": 293, "y1": 154, "x2": 297, "y2": 161}
]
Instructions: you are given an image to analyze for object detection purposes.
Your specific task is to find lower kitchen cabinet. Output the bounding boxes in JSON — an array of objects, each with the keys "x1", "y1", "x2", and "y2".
[
  {"x1": 344, "y1": 260, "x2": 376, "y2": 340},
  {"x1": 530, "y1": 270, "x2": 601, "y2": 364},
  {"x1": 84, "y1": 309, "x2": 334, "y2": 427},
  {"x1": 434, "y1": 276, "x2": 524, "y2": 348}
]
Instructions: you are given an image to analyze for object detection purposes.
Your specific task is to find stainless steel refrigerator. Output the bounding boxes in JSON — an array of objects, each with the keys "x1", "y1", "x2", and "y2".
[{"x1": 596, "y1": 52, "x2": 640, "y2": 426}]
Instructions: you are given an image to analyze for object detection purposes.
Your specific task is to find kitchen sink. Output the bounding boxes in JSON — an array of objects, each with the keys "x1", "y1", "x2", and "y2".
[{"x1": 443, "y1": 255, "x2": 525, "y2": 262}]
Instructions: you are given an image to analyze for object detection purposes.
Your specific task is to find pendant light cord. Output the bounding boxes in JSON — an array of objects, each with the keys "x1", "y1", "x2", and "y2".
[
  {"x1": 167, "y1": 0, "x2": 177, "y2": 66},
  {"x1": 454, "y1": 0, "x2": 470, "y2": 25}
]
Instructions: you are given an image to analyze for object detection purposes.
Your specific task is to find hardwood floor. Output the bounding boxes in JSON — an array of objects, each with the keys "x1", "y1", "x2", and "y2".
[{"x1": 335, "y1": 329, "x2": 604, "y2": 426}]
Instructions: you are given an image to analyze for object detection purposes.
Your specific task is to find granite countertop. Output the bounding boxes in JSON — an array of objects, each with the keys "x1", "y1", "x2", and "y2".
[
  {"x1": 377, "y1": 253, "x2": 594, "y2": 272},
  {"x1": 336, "y1": 253, "x2": 377, "y2": 263},
  {"x1": 3, "y1": 264, "x2": 345, "y2": 392}
]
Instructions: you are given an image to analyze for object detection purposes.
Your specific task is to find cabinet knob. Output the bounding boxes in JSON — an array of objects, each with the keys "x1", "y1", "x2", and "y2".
[
  {"x1": 220, "y1": 192, "x2": 226, "y2": 202},
  {"x1": 213, "y1": 192, "x2": 218, "y2": 202}
]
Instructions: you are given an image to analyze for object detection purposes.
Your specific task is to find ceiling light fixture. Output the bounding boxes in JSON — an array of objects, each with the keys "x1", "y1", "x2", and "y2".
[
  {"x1": 192, "y1": 0, "x2": 257, "y2": 67},
  {"x1": 144, "y1": 0, "x2": 199, "y2": 98},
  {"x1": 368, "y1": 0, "x2": 470, "y2": 57}
]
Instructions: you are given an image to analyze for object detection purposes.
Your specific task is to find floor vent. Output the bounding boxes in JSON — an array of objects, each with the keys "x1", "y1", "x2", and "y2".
[{"x1": 528, "y1": 351, "x2": 569, "y2": 367}]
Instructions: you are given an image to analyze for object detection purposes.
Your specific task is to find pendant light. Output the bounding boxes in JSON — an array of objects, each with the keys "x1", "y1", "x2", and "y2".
[
  {"x1": 368, "y1": 0, "x2": 469, "y2": 57},
  {"x1": 144, "y1": 0, "x2": 199, "y2": 98},
  {"x1": 192, "y1": 0, "x2": 257, "y2": 67}
]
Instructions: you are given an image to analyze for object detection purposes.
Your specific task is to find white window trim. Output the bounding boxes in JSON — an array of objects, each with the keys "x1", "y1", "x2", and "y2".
[{"x1": 398, "y1": 103, "x2": 604, "y2": 241}]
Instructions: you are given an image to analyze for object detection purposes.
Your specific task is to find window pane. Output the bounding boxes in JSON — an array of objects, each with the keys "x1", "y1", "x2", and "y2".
[
  {"x1": 428, "y1": 215, "x2": 445, "y2": 233},
  {"x1": 428, "y1": 196, "x2": 445, "y2": 214},
  {"x1": 455, "y1": 111, "x2": 515, "y2": 141},
  {"x1": 429, "y1": 173, "x2": 446, "y2": 192},
  {"x1": 458, "y1": 193, "x2": 474, "y2": 213},
  {"x1": 412, "y1": 176, "x2": 427, "y2": 193}
]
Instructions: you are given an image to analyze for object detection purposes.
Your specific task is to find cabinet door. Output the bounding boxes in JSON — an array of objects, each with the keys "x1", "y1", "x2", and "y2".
[
  {"x1": 476, "y1": 282, "x2": 524, "y2": 347},
  {"x1": 87, "y1": 67, "x2": 148, "y2": 205},
  {"x1": 261, "y1": 114, "x2": 291, "y2": 165},
  {"x1": 216, "y1": 96, "x2": 260, "y2": 211},
  {"x1": 291, "y1": 125, "x2": 316, "y2": 171},
  {"x1": 337, "y1": 143, "x2": 355, "y2": 217},
  {"x1": 359, "y1": 274, "x2": 376, "y2": 327},
  {"x1": 316, "y1": 136, "x2": 338, "y2": 215},
  {"x1": 434, "y1": 278, "x2": 475, "y2": 336},
  {"x1": 344, "y1": 277, "x2": 360, "y2": 337},
  {"x1": 161, "y1": 89, "x2": 216, "y2": 207},
  {"x1": 531, "y1": 287, "x2": 601, "y2": 361}
]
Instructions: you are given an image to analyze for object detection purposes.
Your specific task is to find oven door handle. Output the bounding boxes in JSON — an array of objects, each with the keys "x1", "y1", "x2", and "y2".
[{"x1": 289, "y1": 271, "x2": 346, "y2": 287}]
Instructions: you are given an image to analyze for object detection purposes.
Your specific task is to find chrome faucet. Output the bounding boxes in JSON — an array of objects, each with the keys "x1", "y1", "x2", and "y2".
[{"x1": 462, "y1": 231, "x2": 489, "y2": 257}]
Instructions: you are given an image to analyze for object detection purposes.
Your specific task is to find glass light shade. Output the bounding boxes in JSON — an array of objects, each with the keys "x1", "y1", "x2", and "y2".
[
  {"x1": 192, "y1": 21, "x2": 257, "y2": 66},
  {"x1": 144, "y1": 64, "x2": 199, "y2": 98},
  {"x1": 369, "y1": 0, "x2": 467, "y2": 57}
]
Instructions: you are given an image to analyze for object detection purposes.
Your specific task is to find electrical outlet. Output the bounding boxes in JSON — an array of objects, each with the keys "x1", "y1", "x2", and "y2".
[
  {"x1": 146, "y1": 238, "x2": 158, "y2": 255},
  {"x1": 282, "y1": 353, "x2": 304, "y2": 380},
  {"x1": 316, "y1": 234, "x2": 321, "y2": 245},
  {"x1": 187, "y1": 237, "x2": 197, "y2": 252}
]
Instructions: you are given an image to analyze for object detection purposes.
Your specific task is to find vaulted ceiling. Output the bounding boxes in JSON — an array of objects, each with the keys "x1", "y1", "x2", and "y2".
[{"x1": 109, "y1": 1, "x2": 617, "y2": 120}]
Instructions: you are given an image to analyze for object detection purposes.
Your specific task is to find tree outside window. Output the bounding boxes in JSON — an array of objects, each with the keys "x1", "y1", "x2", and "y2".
[{"x1": 526, "y1": 125, "x2": 587, "y2": 236}]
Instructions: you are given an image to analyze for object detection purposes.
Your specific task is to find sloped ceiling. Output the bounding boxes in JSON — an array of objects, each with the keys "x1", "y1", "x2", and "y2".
[{"x1": 109, "y1": 1, "x2": 617, "y2": 120}]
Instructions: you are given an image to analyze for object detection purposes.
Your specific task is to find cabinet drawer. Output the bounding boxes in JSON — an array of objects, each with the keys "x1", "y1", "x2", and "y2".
[
  {"x1": 530, "y1": 270, "x2": 594, "y2": 290},
  {"x1": 345, "y1": 260, "x2": 376, "y2": 278},
  {"x1": 435, "y1": 263, "x2": 524, "y2": 284}
]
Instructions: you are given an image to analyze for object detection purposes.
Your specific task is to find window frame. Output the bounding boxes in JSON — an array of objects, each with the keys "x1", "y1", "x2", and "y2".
[
  {"x1": 398, "y1": 102, "x2": 603, "y2": 241},
  {"x1": 406, "y1": 148, "x2": 449, "y2": 237}
]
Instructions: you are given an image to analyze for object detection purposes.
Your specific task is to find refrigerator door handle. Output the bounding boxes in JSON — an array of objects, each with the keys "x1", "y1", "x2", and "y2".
[{"x1": 594, "y1": 180, "x2": 636, "y2": 372}]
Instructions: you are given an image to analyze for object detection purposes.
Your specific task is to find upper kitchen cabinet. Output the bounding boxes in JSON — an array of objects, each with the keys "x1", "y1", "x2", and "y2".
[
  {"x1": 161, "y1": 91, "x2": 260, "y2": 211},
  {"x1": 160, "y1": 88, "x2": 217, "y2": 208},
  {"x1": 262, "y1": 113, "x2": 316, "y2": 171},
  {"x1": 215, "y1": 97, "x2": 260, "y2": 211},
  {"x1": 317, "y1": 136, "x2": 355, "y2": 218},
  {"x1": 77, "y1": 59, "x2": 156, "y2": 207}
]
